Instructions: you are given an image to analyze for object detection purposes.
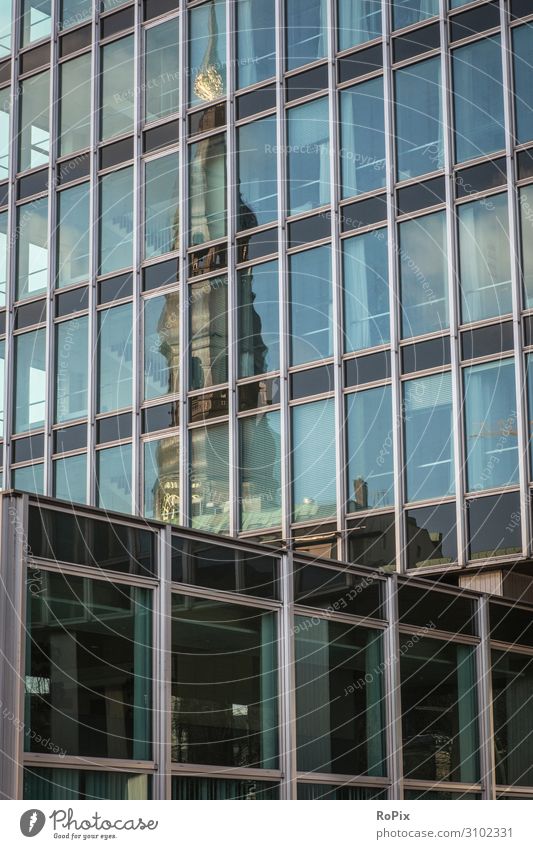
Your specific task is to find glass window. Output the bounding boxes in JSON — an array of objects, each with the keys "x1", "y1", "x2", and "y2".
[
  {"x1": 399, "y1": 210, "x2": 448, "y2": 338},
  {"x1": 16, "y1": 197, "x2": 48, "y2": 300},
  {"x1": 343, "y1": 227, "x2": 388, "y2": 353},
  {"x1": 13, "y1": 463, "x2": 44, "y2": 493},
  {"x1": 404, "y1": 372, "x2": 454, "y2": 502},
  {"x1": 0, "y1": 7, "x2": 11, "y2": 57},
  {"x1": 14, "y1": 329, "x2": 46, "y2": 433},
  {"x1": 100, "y1": 36, "x2": 134, "y2": 141},
  {"x1": 401, "y1": 637, "x2": 479, "y2": 783},
  {"x1": 298, "y1": 784, "x2": 386, "y2": 800},
  {"x1": 144, "y1": 435, "x2": 179, "y2": 523},
  {"x1": 238, "y1": 261, "x2": 280, "y2": 378},
  {"x1": 145, "y1": 17, "x2": 180, "y2": 123},
  {"x1": 189, "y1": 0, "x2": 226, "y2": 107},
  {"x1": 528, "y1": 353, "x2": 533, "y2": 473},
  {"x1": 346, "y1": 385, "x2": 394, "y2": 511},
  {"x1": 57, "y1": 183, "x2": 90, "y2": 289},
  {"x1": 236, "y1": 0, "x2": 275, "y2": 88},
  {"x1": 340, "y1": 77, "x2": 385, "y2": 198},
  {"x1": 393, "y1": 0, "x2": 438, "y2": 29},
  {"x1": 97, "y1": 303, "x2": 133, "y2": 413},
  {"x1": 0, "y1": 210, "x2": 7, "y2": 306},
  {"x1": 286, "y1": 0, "x2": 327, "y2": 70},
  {"x1": 468, "y1": 491, "x2": 521, "y2": 560},
  {"x1": 145, "y1": 153, "x2": 179, "y2": 259},
  {"x1": 406, "y1": 503, "x2": 458, "y2": 568},
  {"x1": 55, "y1": 316, "x2": 88, "y2": 423},
  {"x1": 295, "y1": 618, "x2": 385, "y2": 775},
  {"x1": 24, "y1": 768, "x2": 149, "y2": 800},
  {"x1": 237, "y1": 117, "x2": 278, "y2": 230},
  {"x1": 99, "y1": 167, "x2": 134, "y2": 276},
  {"x1": 25, "y1": 569, "x2": 150, "y2": 758},
  {"x1": 287, "y1": 97, "x2": 330, "y2": 215},
  {"x1": 189, "y1": 133, "x2": 226, "y2": 245},
  {"x1": 21, "y1": 0, "x2": 51, "y2": 46},
  {"x1": 143, "y1": 292, "x2": 180, "y2": 400},
  {"x1": 60, "y1": 0, "x2": 91, "y2": 30},
  {"x1": 458, "y1": 193, "x2": 511, "y2": 323},
  {"x1": 53, "y1": 454, "x2": 87, "y2": 504},
  {"x1": 59, "y1": 53, "x2": 91, "y2": 157},
  {"x1": 453, "y1": 37, "x2": 504, "y2": 163},
  {"x1": 464, "y1": 359, "x2": 518, "y2": 492},
  {"x1": 492, "y1": 650, "x2": 533, "y2": 787},
  {"x1": 189, "y1": 276, "x2": 228, "y2": 390},
  {"x1": 513, "y1": 24, "x2": 533, "y2": 144},
  {"x1": 338, "y1": 0, "x2": 381, "y2": 50},
  {"x1": 19, "y1": 71, "x2": 50, "y2": 172},
  {"x1": 395, "y1": 57, "x2": 443, "y2": 180},
  {"x1": 0, "y1": 87, "x2": 10, "y2": 180},
  {"x1": 173, "y1": 776, "x2": 278, "y2": 800},
  {"x1": 0, "y1": 339, "x2": 4, "y2": 437},
  {"x1": 240, "y1": 411, "x2": 281, "y2": 530},
  {"x1": 171, "y1": 594, "x2": 277, "y2": 767},
  {"x1": 190, "y1": 422, "x2": 230, "y2": 533},
  {"x1": 292, "y1": 398, "x2": 336, "y2": 521},
  {"x1": 290, "y1": 244, "x2": 332, "y2": 366},
  {"x1": 520, "y1": 185, "x2": 533, "y2": 309},
  {"x1": 96, "y1": 443, "x2": 133, "y2": 513}
]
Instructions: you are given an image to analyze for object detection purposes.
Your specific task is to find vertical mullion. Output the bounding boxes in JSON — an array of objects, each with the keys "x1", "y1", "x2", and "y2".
[
  {"x1": 178, "y1": 1, "x2": 189, "y2": 528},
  {"x1": 153, "y1": 525, "x2": 172, "y2": 800},
  {"x1": 87, "y1": 2, "x2": 99, "y2": 506},
  {"x1": 132, "y1": 0, "x2": 142, "y2": 515},
  {"x1": 477, "y1": 595, "x2": 496, "y2": 799},
  {"x1": 385, "y1": 573, "x2": 403, "y2": 799},
  {"x1": 280, "y1": 549, "x2": 297, "y2": 800},
  {"x1": 227, "y1": 0, "x2": 238, "y2": 536}
]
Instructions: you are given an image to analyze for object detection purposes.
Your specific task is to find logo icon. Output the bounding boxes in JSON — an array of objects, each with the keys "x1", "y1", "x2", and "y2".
[{"x1": 20, "y1": 810, "x2": 46, "y2": 837}]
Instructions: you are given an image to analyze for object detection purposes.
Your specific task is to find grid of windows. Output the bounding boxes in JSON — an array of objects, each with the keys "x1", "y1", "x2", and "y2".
[{"x1": 0, "y1": 0, "x2": 532, "y2": 574}]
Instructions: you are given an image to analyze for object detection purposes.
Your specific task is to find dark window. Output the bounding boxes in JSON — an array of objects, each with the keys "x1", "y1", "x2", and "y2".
[
  {"x1": 524, "y1": 314, "x2": 533, "y2": 347},
  {"x1": 468, "y1": 491, "x2": 522, "y2": 560},
  {"x1": 238, "y1": 377, "x2": 281, "y2": 412},
  {"x1": 347, "y1": 513, "x2": 396, "y2": 569},
  {"x1": 143, "y1": 119, "x2": 179, "y2": 153},
  {"x1": 0, "y1": 311, "x2": 5, "y2": 335},
  {"x1": 189, "y1": 243, "x2": 227, "y2": 276},
  {"x1": 511, "y1": 0, "x2": 532, "y2": 19},
  {"x1": 0, "y1": 62, "x2": 10, "y2": 85},
  {"x1": 20, "y1": 42, "x2": 50, "y2": 74},
  {"x1": 291, "y1": 364, "x2": 334, "y2": 399},
  {"x1": 189, "y1": 389, "x2": 229, "y2": 423},
  {"x1": 401, "y1": 337, "x2": 451, "y2": 373},
  {"x1": 490, "y1": 603, "x2": 533, "y2": 647},
  {"x1": 286, "y1": 64, "x2": 328, "y2": 101},
  {"x1": 12, "y1": 433, "x2": 44, "y2": 463},
  {"x1": 393, "y1": 22, "x2": 440, "y2": 63},
  {"x1": 97, "y1": 413, "x2": 132, "y2": 444},
  {"x1": 0, "y1": 182, "x2": 8, "y2": 207},
  {"x1": 101, "y1": 7, "x2": 135, "y2": 40},
  {"x1": 288, "y1": 213, "x2": 331, "y2": 248},
  {"x1": 340, "y1": 194, "x2": 387, "y2": 232},
  {"x1": 294, "y1": 562, "x2": 383, "y2": 619},
  {"x1": 15, "y1": 299, "x2": 46, "y2": 329},
  {"x1": 450, "y1": 1, "x2": 501, "y2": 42},
  {"x1": 455, "y1": 157, "x2": 507, "y2": 198},
  {"x1": 99, "y1": 137, "x2": 134, "y2": 170},
  {"x1": 142, "y1": 401, "x2": 179, "y2": 433},
  {"x1": 59, "y1": 24, "x2": 92, "y2": 58},
  {"x1": 56, "y1": 286, "x2": 89, "y2": 317},
  {"x1": 171, "y1": 537, "x2": 279, "y2": 598},
  {"x1": 54, "y1": 423, "x2": 87, "y2": 453},
  {"x1": 345, "y1": 349, "x2": 391, "y2": 387},
  {"x1": 492, "y1": 649, "x2": 533, "y2": 787},
  {"x1": 237, "y1": 227, "x2": 278, "y2": 263},
  {"x1": 397, "y1": 176, "x2": 446, "y2": 214},
  {"x1": 461, "y1": 321, "x2": 514, "y2": 360},
  {"x1": 57, "y1": 153, "x2": 90, "y2": 185},
  {"x1": 142, "y1": 258, "x2": 178, "y2": 292},
  {"x1": 338, "y1": 44, "x2": 383, "y2": 84},
  {"x1": 98, "y1": 272, "x2": 133, "y2": 304},
  {"x1": 143, "y1": 0, "x2": 180, "y2": 22},
  {"x1": 189, "y1": 103, "x2": 226, "y2": 136},
  {"x1": 18, "y1": 169, "x2": 48, "y2": 199},
  {"x1": 236, "y1": 84, "x2": 277, "y2": 120},
  {"x1": 398, "y1": 583, "x2": 475, "y2": 635},
  {"x1": 517, "y1": 147, "x2": 533, "y2": 180},
  {"x1": 405, "y1": 503, "x2": 458, "y2": 568}
]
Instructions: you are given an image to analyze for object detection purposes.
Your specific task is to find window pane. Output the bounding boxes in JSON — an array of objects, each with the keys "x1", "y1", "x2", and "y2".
[
  {"x1": 453, "y1": 37, "x2": 504, "y2": 163},
  {"x1": 13, "y1": 463, "x2": 44, "y2": 493},
  {"x1": 189, "y1": 276, "x2": 228, "y2": 390},
  {"x1": 513, "y1": 24, "x2": 533, "y2": 144},
  {"x1": 57, "y1": 183, "x2": 90, "y2": 289},
  {"x1": 458, "y1": 193, "x2": 511, "y2": 323},
  {"x1": 59, "y1": 53, "x2": 91, "y2": 157},
  {"x1": 190, "y1": 422, "x2": 230, "y2": 533},
  {"x1": 340, "y1": 77, "x2": 385, "y2": 198},
  {"x1": 99, "y1": 167, "x2": 134, "y2": 275},
  {"x1": 19, "y1": 71, "x2": 50, "y2": 172},
  {"x1": 528, "y1": 353, "x2": 533, "y2": 473},
  {"x1": 144, "y1": 435, "x2": 179, "y2": 522},
  {"x1": 189, "y1": 0, "x2": 226, "y2": 107},
  {"x1": 401, "y1": 638, "x2": 479, "y2": 783},
  {"x1": 14, "y1": 329, "x2": 46, "y2": 433},
  {"x1": 292, "y1": 398, "x2": 336, "y2": 521},
  {"x1": 171, "y1": 594, "x2": 277, "y2": 767},
  {"x1": 96, "y1": 443, "x2": 132, "y2": 513},
  {"x1": 55, "y1": 316, "x2": 88, "y2": 423},
  {"x1": 60, "y1": 0, "x2": 91, "y2": 30},
  {"x1": 404, "y1": 372, "x2": 454, "y2": 502},
  {"x1": 238, "y1": 261, "x2": 279, "y2": 378},
  {"x1": 288, "y1": 97, "x2": 330, "y2": 215},
  {"x1": 97, "y1": 304, "x2": 133, "y2": 413},
  {"x1": 145, "y1": 153, "x2": 179, "y2": 259},
  {"x1": 0, "y1": 339, "x2": 4, "y2": 437},
  {"x1": 21, "y1": 0, "x2": 51, "y2": 46},
  {"x1": 399, "y1": 210, "x2": 448, "y2": 338},
  {"x1": 395, "y1": 57, "x2": 442, "y2": 180},
  {"x1": 406, "y1": 503, "x2": 458, "y2": 568},
  {"x1": 189, "y1": 133, "x2": 226, "y2": 245},
  {"x1": 393, "y1": 0, "x2": 438, "y2": 29},
  {"x1": 237, "y1": 117, "x2": 278, "y2": 230},
  {"x1": 145, "y1": 17, "x2": 180, "y2": 123},
  {"x1": 236, "y1": 0, "x2": 275, "y2": 88},
  {"x1": 16, "y1": 197, "x2": 48, "y2": 300},
  {"x1": 520, "y1": 185, "x2": 533, "y2": 309},
  {"x1": 338, "y1": 0, "x2": 381, "y2": 50},
  {"x1": 0, "y1": 6, "x2": 11, "y2": 57},
  {"x1": 343, "y1": 227, "x2": 389, "y2": 352},
  {"x1": 464, "y1": 359, "x2": 518, "y2": 492},
  {"x1": 290, "y1": 244, "x2": 332, "y2": 366},
  {"x1": 0, "y1": 210, "x2": 7, "y2": 306},
  {"x1": 240, "y1": 411, "x2": 281, "y2": 530},
  {"x1": 24, "y1": 768, "x2": 149, "y2": 800},
  {"x1": 143, "y1": 292, "x2": 180, "y2": 400},
  {"x1": 53, "y1": 454, "x2": 87, "y2": 504},
  {"x1": 492, "y1": 650, "x2": 533, "y2": 787},
  {"x1": 0, "y1": 87, "x2": 10, "y2": 180},
  {"x1": 100, "y1": 35, "x2": 134, "y2": 141},
  {"x1": 286, "y1": 0, "x2": 327, "y2": 70},
  {"x1": 173, "y1": 776, "x2": 279, "y2": 799},
  {"x1": 295, "y1": 618, "x2": 385, "y2": 775},
  {"x1": 346, "y1": 385, "x2": 394, "y2": 511},
  {"x1": 25, "y1": 570, "x2": 150, "y2": 757}
]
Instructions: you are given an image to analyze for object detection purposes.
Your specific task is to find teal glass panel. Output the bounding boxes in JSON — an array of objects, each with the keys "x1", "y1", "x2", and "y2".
[
  {"x1": 21, "y1": 0, "x2": 51, "y2": 46},
  {"x1": 96, "y1": 443, "x2": 133, "y2": 513},
  {"x1": 143, "y1": 292, "x2": 180, "y2": 400},
  {"x1": 189, "y1": 276, "x2": 228, "y2": 390},
  {"x1": 60, "y1": 0, "x2": 92, "y2": 30},
  {"x1": 145, "y1": 153, "x2": 179, "y2": 258},
  {"x1": 240, "y1": 410, "x2": 281, "y2": 530},
  {"x1": 59, "y1": 53, "x2": 91, "y2": 156},
  {"x1": 238, "y1": 260, "x2": 279, "y2": 378},
  {"x1": 97, "y1": 303, "x2": 133, "y2": 413},
  {"x1": 14, "y1": 329, "x2": 46, "y2": 433},
  {"x1": 513, "y1": 24, "x2": 533, "y2": 145},
  {"x1": 189, "y1": 0, "x2": 226, "y2": 107},
  {"x1": 16, "y1": 196, "x2": 49, "y2": 300},
  {"x1": 519, "y1": 185, "x2": 533, "y2": 310},
  {"x1": 189, "y1": 133, "x2": 227, "y2": 245},
  {"x1": 292, "y1": 398, "x2": 336, "y2": 521},
  {"x1": 290, "y1": 244, "x2": 332, "y2": 366},
  {"x1": 453, "y1": 37, "x2": 504, "y2": 163},
  {"x1": 392, "y1": 0, "x2": 438, "y2": 29},
  {"x1": 288, "y1": 97, "x2": 330, "y2": 215},
  {"x1": 399, "y1": 210, "x2": 448, "y2": 338},
  {"x1": 0, "y1": 339, "x2": 4, "y2": 438},
  {"x1": 13, "y1": 463, "x2": 44, "y2": 493},
  {"x1": 286, "y1": 0, "x2": 327, "y2": 70},
  {"x1": 99, "y1": 167, "x2": 134, "y2": 275},
  {"x1": 0, "y1": 209, "x2": 7, "y2": 306},
  {"x1": 236, "y1": 0, "x2": 276, "y2": 88},
  {"x1": 343, "y1": 227, "x2": 389, "y2": 352},
  {"x1": 19, "y1": 71, "x2": 50, "y2": 171},
  {"x1": 57, "y1": 182, "x2": 90, "y2": 289},
  {"x1": 338, "y1": 0, "x2": 381, "y2": 50},
  {"x1": 346, "y1": 385, "x2": 394, "y2": 511},
  {"x1": 404, "y1": 372, "x2": 455, "y2": 502},
  {"x1": 0, "y1": 6, "x2": 11, "y2": 56},
  {"x1": 190, "y1": 422, "x2": 230, "y2": 533},
  {"x1": 55, "y1": 316, "x2": 88, "y2": 423},
  {"x1": 237, "y1": 116, "x2": 278, "y2": 229},
  {"x1": 53, "y1": 454, "x2": 87, "y2": 505},
  {"x1": 0, "y1": 87, "x2": 10, "y2": 180},
  {"x1": 145, "y1": 17, "x2": 180, "y2": 123},
  {"x1": 143, "y1": 435, "x2": 180, "y2": 523},
  {"x1": 100, "y1": 35, "x2": 134, "y2": 141},
  {"x1": 395, "y1": 57, "x2": 443, "y2": 180},
  {"x1": 340, "y1": 77, "x2": 385, "y2": 197}
]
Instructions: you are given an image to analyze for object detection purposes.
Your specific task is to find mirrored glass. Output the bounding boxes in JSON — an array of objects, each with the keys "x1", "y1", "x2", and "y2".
[
  {"x1": 0, "y1": 87, "x2": 10, "y2": 180},
  {"x1": 343, "y1": 227, "x2": 389, "y2": 352},
  {"x1": 404, "y1": 372, "x2": 454, "y2": 502},
  {"x1": 453, "y1": 37, "x2": 504, "y2": 163},
  {"x1": 100, "y1": 35, "x2": 134, "y2": 141},
  {"x1": 287, "y1": 97, "x2": 330, "y2": 215},
  {"x1": 340, "y1": 76, "x2": 386, "y2": 198},
  {"x1": 292, "y1": 398, "x2": 336, "y2": 521},
  {"x1": 19, "y1": 71, "x2": 50, "y2": 172},
  {"x1": 240, "y1": 410, "x2": 281, "y2": 530},
  {"x1": 53, "y1": 454, "x2": 87, "y2": 504},
  {"x1": 145, "y1": 153, "x2": 179, "y2": 259},
  {"x1": 189, "y1": 422, "x2": 230, "y2": 533},
  {"x1": 286, "y1": 0, "x2": 327, "y2": 70},
  {"x1": 145, "y1": 17, "x2": 179, "y2": 123},
  {"x1": 399, "y1": 210, "x2": 448, "y2": 338},
  {"x1": 144, "y1": 435, "x2": 179, "y2": 522},
  {"x1": 14, "y1": 329, "x2": 46, "y2": 433},
  {"x1": 55, "y1": 316, "x2": 88, "y2": 423},
  {"x1": 16, "y1": 196, "x2": 48, "y2": 300},
  {"x1": 237, "y1": 117, "x2": 278, "y2": 230},
  {"x1": 290, "y1": 244, "x2": 332, "y2": 366},
  {"x1": 513, "y1": 23, "x2": 533, "y2": 144},
  {"x1": 189, "y1": 276, "x2": 228, "y2": 390},
  {"x1": 395, "y1": 57, "x2": 443, "y2": 180},
  {"x1": 21, "y1": 0, "x2": 51, "y2": 46},
  {"x1": 143, "y1": 292, "x2": 180, "y2": 400},
  {"x1": 99, "y1": 167, "x2": 134, "y2": 275},
  {"x1": 96, "y1": 443, "x2": 132, "y2": 513},
  {"x1": 97, "y1": 303, "x2": 133, "y2": 413},
  {"x1": 57, "y1": 183, "x2": 90, "y2": 289},
  {"x1": 238, "y1": 260, "x2": 279, "y2": 378},
  {"x1": 189, "y1": 0, "x2": 226, "y2": 107},
  {"x1": 338, "y1": 0, "x2": 381, "y2": 50},
  {"x1": 392, "y1": 0, "x2": 438, "y2": 30},
  {"x1": 346, "y1": 384, "x2": 394, "y2": 511},
  {"x1": 189, "y1": 133, "x2": 226, "y2": 245},
  {"x1": 236, "y1": 0, "x2": 275, "y2": 88},
  {"x1": 59, "y1": 53, "x2": 91, "y2": 156}
]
